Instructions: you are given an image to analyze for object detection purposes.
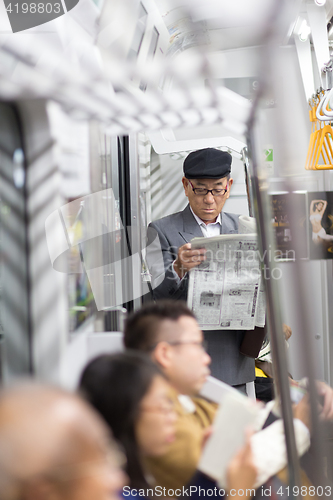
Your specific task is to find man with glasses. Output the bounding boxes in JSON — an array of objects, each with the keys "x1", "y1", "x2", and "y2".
[
  {"x1": 147, "y1": 148, "x2": 253, "y2": 391},
  {"x1": 123, "y1": 301, "x2": 314, "y2": 494},
  {"x1": 124, "y1": 300, "x2": 220, "y2": 491}
]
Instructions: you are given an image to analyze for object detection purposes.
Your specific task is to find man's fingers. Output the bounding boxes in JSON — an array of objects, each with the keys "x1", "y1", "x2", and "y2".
[
  {"x1": 240, "y1": 430, "x2": 254, "y2": 463},
  {"x1": 174, "y1": 244, "x2": 207, "y2": 277},
  {"x1": 181, "y1": 243, "x2": 192, "y2": 250},
  {"x1": 179, "y1": 248, "x2": 206, "y2": 264},
  {"x1": 317, "y1": 382, "x2": 333, "y2": 420},
  {"x1": 293, "y1": 394, "x2": 311, "y2": 430},
  {"x1": 283, "y1": 323, "x2": 292, "y2": 340}
]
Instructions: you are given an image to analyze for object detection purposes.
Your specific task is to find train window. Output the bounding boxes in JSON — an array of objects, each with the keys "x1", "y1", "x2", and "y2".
[
  {"x1": 65, "y1": 196, "x2": 97, "y2": 333},
  {"x1": 148, "y1": 27, "x2": 159, "y2": 59},
  {"x1": 128, "y1": 3, "x2": 148, "y2": 61},
  {"x1": 74, "y1": 127, "x2": 140, "y2": 330},
  {"x1": 55, "y1": 122, "x2": 145, "y2": 335},
  {"x1": 140, "y1": 27, "x2": 160, "y2": 91},
  {"x1": 65, "y1": 124, "x2": 120, "y2": 333},
  {"x1": 0, "y1": 103, "x2": 31, "y2": 380}
]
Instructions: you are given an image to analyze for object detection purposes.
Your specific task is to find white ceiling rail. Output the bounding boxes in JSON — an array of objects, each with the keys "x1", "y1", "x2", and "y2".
[
  {"x1": 181, "y1": 0, "x2": 276, "y2": 29},
  {"x1": 147, "y1": 130, "x2": 247, "y2": 159},
  {"x1": 101, "y1": 85, "x2": 251, "y2": 137},
  {"x1": 0, "y1": 40, "x2": 252, "y2": 138},
  {"x1": 306, "y1": 2, "x2": 330, "y2": 86},
  {"x1": 0, "y1": 0, "x2": 253, "y2": 139},
  {"x1": 294, "y1": 33, "x2": 315, "y2": 101}
]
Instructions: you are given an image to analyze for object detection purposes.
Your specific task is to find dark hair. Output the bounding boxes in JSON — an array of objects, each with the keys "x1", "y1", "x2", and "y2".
[
  {"x1": 314, "y1": 201, "x2": 324, "y2": 211},
  {"x1": 78, "y1": 351, "x2": 164, "y2": 490},
  {"x1": 124, "y1": 300, "x2": 196, "y2": 352}
]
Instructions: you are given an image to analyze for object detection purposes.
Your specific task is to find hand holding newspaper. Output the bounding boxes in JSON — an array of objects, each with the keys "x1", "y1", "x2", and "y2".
[
  {"x1": 198, "y1": 390, "x2": 259, "y2": 488},
  {"x1": 187, "y1": 216, "x2": 266, "y2": 330},
  {"x1": 199, "y1": 376, "x2": 311, "y2": 489}
]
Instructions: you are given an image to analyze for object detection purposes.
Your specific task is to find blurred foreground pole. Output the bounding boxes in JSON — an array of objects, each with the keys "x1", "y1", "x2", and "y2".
[
  {"x1": 246, "y1": 0, "x2": 304, "y2": 496},
  {"x1": 268, "y1": 9, "x2": 327, "y2": 493}
]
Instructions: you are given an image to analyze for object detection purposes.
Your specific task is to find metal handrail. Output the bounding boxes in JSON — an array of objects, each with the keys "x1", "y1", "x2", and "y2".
[
  {"x1": 245, "y1": 0, "x2": 304, "y2": 496},
  {"x1": 242, "y1": 147, "x2": 254, "y2": 218}
]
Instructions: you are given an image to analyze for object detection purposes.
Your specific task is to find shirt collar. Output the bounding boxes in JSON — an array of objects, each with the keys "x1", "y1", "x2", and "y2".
[
  {"x1": 178, "y1": 395, "x2": 196, "y2": 413},
  {"x1": 190, "y1": 206, "x2": 222, "y2": 227}
]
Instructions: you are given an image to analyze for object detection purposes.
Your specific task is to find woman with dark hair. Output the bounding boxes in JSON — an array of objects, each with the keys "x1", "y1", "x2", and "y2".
[
  {"x1": 79, "y1": 351, "x2": 257, "y2": 500},
  {"x1": 79, "y1": 351, "x2": 175, "y2": 492}
]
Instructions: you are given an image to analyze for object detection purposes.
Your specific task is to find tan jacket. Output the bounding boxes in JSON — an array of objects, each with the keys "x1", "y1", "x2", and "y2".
[
  {"x1": 144, "y1": 390, "x2": 311, "y2": 492},
  {"x1": 144, "y1": 389, "x2": 217, "y2": 490}
]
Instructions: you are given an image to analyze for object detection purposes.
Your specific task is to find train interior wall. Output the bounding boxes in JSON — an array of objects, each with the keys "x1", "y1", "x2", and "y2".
[
  {"x1": 0, "y1": 1, "x2": 333, "y2": 390},
  {"x1": 144, "y1": 42, "x2": 333, "y2": 386}
]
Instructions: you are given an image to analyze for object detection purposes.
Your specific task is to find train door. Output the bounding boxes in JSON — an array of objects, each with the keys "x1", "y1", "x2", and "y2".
[{"x1": 0, "y1": 103, "x2": 32, "y2": 381}]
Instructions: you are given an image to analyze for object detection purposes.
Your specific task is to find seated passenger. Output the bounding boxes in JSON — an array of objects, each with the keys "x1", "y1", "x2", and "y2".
[
  {"x1": 123, "y1": 301, "x2": 333, "y2": 492},
  {"x1": 0, "y1": 382, "x2": 125, "y2": 500},
  {"x1": 79, "y1": 350, "x2": 257, "y2": 500}
]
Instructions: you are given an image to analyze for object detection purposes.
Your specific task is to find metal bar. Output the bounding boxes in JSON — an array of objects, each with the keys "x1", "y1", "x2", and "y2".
[
  {"x1": 242, "y1": 147, "x2": 254, "y2": 217},
  {"x1": 245, "y1": 0, "x2": 302, "y2": 495},
  {"x1": 280, "y1": 182, "x2": 326, "y2": 489},
  {"x1": 128, "y1": 134, "x2": 143, "y2": 311},
  {"x1": 118, "y1": 136, "x2": 134, "y2": 313},
  {"x1": 247, "y1": 125, "x2": 302, "y2": 496}
]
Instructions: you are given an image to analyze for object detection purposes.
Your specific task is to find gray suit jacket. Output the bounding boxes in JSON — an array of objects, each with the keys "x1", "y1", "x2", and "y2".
[{"x1": 146, "y1": 205, "x2": 255, "y2": 386}]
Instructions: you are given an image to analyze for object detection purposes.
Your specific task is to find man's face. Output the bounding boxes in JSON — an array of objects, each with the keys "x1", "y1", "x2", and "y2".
[
  {"x1": 53, "y1": 426, "x2": 126, "y2": 500},
  {"x1": 13, "y1": 394, "x2": 126, "y2": 500},
  {"x1": 182, "y1": 177, "x2": 233, "y2": 223},
  {"x1": 155, "y1": 316, "x2": 211, "y2": 396},
  {"x1": 60, "y1": 440, "x2": 126, "y2": 500}
]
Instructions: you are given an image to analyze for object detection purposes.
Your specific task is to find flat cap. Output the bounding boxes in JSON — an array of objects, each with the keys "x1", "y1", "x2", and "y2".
[{"x1": 183, "y1": 148, "x2": 232, "y2": 179}]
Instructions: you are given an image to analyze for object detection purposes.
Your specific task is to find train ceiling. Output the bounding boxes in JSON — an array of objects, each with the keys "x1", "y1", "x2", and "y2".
[{"x1": 0, "y1": 0, "x2": 331, "y2": 139}]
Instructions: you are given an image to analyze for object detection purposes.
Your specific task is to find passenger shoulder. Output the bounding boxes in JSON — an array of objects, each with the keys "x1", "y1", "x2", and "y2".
[
  {"x1": 223, "y1": 212, "x2": 240, "y2": 229},
  {"x1": 149, "y1": 210, "x2": 184, "y2": 229},
  {"x1": 223, "y1": 212, "x2": 240, "y2": 220}
]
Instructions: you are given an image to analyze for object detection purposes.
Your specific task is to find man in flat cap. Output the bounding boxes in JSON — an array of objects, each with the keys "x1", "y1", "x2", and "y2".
[{"x1": 147, "y1": 147, "x2": 254, "y2": 392}]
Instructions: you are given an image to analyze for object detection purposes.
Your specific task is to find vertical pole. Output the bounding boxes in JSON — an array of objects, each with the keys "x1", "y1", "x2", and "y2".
[
  {"x1": 245, "y1": 0, "x2": 304, "y2": 495},
  {"x1": 242, "y1": 147, "x2": 254, "y2": 217},
  {"x1": 247, "y1": 123, "x2": 302, "y2": 496}
]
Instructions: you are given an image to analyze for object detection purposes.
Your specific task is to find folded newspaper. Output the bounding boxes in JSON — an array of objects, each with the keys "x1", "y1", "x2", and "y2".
[
  {"x1": 187, "y1": 216, "x2": 265, "y2": 330},
  {"x1": 198, "y1": 391, "x2": 259, "y2": 488}
]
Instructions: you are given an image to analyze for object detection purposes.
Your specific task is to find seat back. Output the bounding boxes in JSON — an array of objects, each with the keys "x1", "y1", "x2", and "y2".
[{"x1": 59, "y1": 332, "x2": 124, "y2": 391}]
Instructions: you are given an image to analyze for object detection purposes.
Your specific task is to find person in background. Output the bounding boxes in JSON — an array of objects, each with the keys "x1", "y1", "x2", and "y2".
[
  {"x1": 146, "y1": 147, "x2": 256, "y2": 391},
  {"x1": 123, "y1": 300, "x2": 333, "y2": 495},
  {"x1": 0, "y1": 383, "x2": 125, "y2": 500},
  {"x1": 79, "y1": 350, "x2": 257, "y2": 500}
]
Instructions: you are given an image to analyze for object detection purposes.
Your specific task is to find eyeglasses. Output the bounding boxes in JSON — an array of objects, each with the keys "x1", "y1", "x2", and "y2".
[
  {"x1": 166, "y1": 340, "x2": 208, "y2": 352},
  {"x1": 141, "y1": 398, "x2": 175, "y2": 415},
  {"x1": 188, "y1": 179, "x2": 229, "y2": 197}
]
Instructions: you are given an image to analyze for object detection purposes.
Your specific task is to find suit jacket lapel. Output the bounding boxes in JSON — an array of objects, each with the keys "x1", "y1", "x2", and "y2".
[
  {"x1": 221, "y1": 212, "x2": 238, "y2": 234},
  {"x1": 179, "y1": 204, "x2": 203, "y2": 243}
]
